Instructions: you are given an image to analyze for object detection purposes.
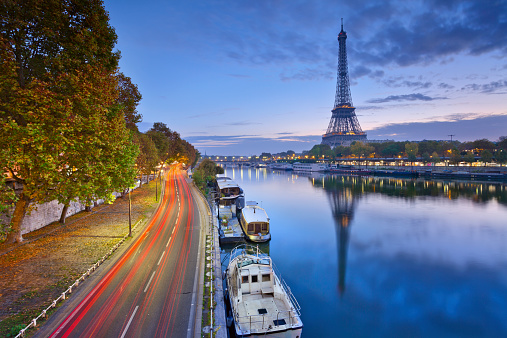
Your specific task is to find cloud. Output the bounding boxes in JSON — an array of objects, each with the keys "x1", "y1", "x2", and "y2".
[
  {"x1": 367, "y1": 93, "x2": 447, "y2": 103},
  {"x1": 382, "y1": 77, "x2": 433, "y2": 89},
  {"x1": 438, "y1": 83, "x2": 455, "y2": 90},
  {"x1": 350, "y1": 66, "x2": 385, "y2": 80},
  {"x1": 351, "y1": 0, "x2": 507, "y2": 68},
  {"x1": 367, "y1": 114, "x2": 507, "y2": 142},
  {"x1": 226, "y1": 121, "x2": 263, "y2": 126},
  {"x1": 461, "y1": 80, "x2": 507, "y2": 93}
]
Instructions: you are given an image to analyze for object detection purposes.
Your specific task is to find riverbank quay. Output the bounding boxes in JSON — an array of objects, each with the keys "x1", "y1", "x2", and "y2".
[
  {"x1": 192, "y1": 183, "x2": 227, "y2": 338},
  {"x1": 0, "y1": 179, "x2": 162, "y2": 337},
  {"x1": 331, "y1": 165, "x2": 507, "y2": 181}
]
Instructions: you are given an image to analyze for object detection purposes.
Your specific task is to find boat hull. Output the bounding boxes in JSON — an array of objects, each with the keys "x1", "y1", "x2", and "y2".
[
  {"x1": 244, "y1": 232, "x2": 271, "y2": 242},
  {"x1": 234, "y1": 326, "x2": 303, "y2": 337}
]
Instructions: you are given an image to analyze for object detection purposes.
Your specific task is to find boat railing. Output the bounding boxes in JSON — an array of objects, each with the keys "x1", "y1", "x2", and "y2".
[
  {"x1": 235, "y1": 309, "x2": 301, "y2": 334},
  {"x1": 229, "y1": 244, "x2": 268, "y2": 263}
]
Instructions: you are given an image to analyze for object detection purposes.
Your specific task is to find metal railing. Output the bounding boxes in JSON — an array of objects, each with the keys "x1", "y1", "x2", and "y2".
[
  {"x1": 234, "y1": 309, "x2": 301, "y2": 335},
  {"x1": 14, "y1": 218, "x2": 144, "y2": 338},
  {"x1": 194, "y1": 185, "x2": 217, "y2": 337}
]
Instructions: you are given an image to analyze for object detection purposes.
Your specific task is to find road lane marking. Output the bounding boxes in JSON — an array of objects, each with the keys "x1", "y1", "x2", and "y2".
[
  {"x1": 157, "y1": 251, "x2": 165, "y2": 266},
  {"x1": 166, "y1": 236, "x2": 172, "y2": 247},
  {"x1": 121, "y1": 305, "x2": 139, "y2": 338},
  {"x1": 172, "y1": 227, "x2": 175, "y2": 235},
  {"x1": 144, "y1": 271, "x2": 156, "y2": 293}
]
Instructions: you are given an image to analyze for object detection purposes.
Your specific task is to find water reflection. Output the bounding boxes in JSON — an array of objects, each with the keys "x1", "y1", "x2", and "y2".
[
  {"x1": 314, "y1": 175, "x2": 507, "y2": 205},
  {"x1": 310, "y1": 175, "x2": 507, "y2": 295},
  {"x1": 220, "y1": 168, "x2": 507, "y2": 336}
]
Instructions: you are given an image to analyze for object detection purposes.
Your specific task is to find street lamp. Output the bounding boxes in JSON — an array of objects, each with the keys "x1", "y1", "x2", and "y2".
[
  {"x1": 128, "y1": 181, "x2": 140, "y2": 237},
  {"x1": 128, "y1": 188, "x2": 132, "y2": 237}
]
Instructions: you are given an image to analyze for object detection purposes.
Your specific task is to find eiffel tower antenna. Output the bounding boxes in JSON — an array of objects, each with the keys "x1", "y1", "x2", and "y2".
[{"x1": 322, "y1": 19, "x2": 367, "y2": 147}]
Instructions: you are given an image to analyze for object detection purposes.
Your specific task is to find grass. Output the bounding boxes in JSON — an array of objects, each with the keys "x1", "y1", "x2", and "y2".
[{"x1": 0, "y1": 180, "x2": 161, "y2": 337}]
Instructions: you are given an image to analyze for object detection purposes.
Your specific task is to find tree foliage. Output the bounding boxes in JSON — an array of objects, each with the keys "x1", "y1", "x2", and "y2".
[
  {"x1": 0, "y1": 0, "x2": 138, "y2": 241},
  {"x1": 192, "y1": 159, "x2": 222, "y2": 192},
  {"x1": 405, "y1": 142, "x2": 419, "y2": 164},
  {"x1": 146, "y1": 122, "x2": 198, "y2": 166}
]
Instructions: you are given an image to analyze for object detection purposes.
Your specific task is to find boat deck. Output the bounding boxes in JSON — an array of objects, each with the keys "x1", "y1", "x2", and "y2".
[
  {"x1": 218, "y1": 206, "x2": 245, "y2": 244},
  {"x1": 235, "y1": 292, "x2": 300, "y2": 334}
]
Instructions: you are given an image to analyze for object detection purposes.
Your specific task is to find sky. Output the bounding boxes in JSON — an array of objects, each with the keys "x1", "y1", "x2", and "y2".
[{"x1": 103, "y1": 0, "x2": 507, "y2": 156}]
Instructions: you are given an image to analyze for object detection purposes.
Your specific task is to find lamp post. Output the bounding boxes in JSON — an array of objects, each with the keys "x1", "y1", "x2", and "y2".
[
  {"x1": 155, "y1": 170, "x2": 158, "y2": 202},
  {"x1": 128, "y1": 188, "x2": 132, "y2": 237}
]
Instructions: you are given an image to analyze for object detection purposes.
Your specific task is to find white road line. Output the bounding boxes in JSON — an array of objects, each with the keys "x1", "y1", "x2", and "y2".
[
  {"x1": 144, "y1": 271, "x2": 156, "y2": 293},
  {"x1": 166, "y1": 236, "x2": 172, "y2": 248},
  {"x1": 172, "y1": 227, "x2": 175, "y2": 235},
  {"x1": 121, "y1": 305, "x2": 139, "y2": 338},
  {"x1": 157, "y1": 251, "x2": 165, "y2": 266}
]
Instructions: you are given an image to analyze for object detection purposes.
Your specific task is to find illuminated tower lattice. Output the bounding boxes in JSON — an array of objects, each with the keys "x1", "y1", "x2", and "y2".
[{"x1": 322, "y1": 19, "x2": 367, "y2": 147}]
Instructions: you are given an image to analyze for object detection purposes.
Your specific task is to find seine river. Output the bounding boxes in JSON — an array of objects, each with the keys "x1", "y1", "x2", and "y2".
[{"x1": 221, "y1": 166, "x2": 507, "y2": 337}]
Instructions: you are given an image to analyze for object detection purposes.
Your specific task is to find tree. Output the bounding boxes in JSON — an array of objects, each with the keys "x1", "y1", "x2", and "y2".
[
  {"x1": 464, "y1": 152, "x2": 475, "y2": 168},
  {"x1": 260, "y1": 153, "x2": 272, "y2": 161},
  {"x1": 117, "y1": 73, "x2": 142, "y2": 131},
  {"x1": 0, "y1": 0, "x2": 137, "y2": 241},
  {"x1": 333, "y1": 146, "x2": 350, "y2": 158},
  {"x1": 308, "y1": 144, "x2": 333, "y2": 159},
  {"x1": 422, "y1": 152, "x2": 431, "y2": 164},
  {"x1": 192, "y1": 159, "x2": 222, "y2": 192},
  {"x1": 134, "y1": 133, "x2": 159, "y2": 186},
  {"x1": 480, "y1": 150, "x2": 493, "y2": 165},
  {"x1": 431, "y1": 151, "x2": 441, "y2": 164},
  {"x1": 473, "y1": 139, "x2": 495, "y2": 152},
  {"x1": 0, "y1": 175, "x2": 17, "y2": 240},
  {"x1": 405, "y1": 142, "x2": 419, "y2": 167},
  {"x1": 449, "y1": 149, "x2": 462, "y2": 165},
  {"x1": 350, "y1": 142, "x2": 374, "y2": 167},
  {"x1": 495, "y1": 149, "x2": 507, "y2": 164},
  {"x1": 497, "y1": 136, "x2": 507, "y2": 151},
  {"x1": 146, "y1": 122, "x2": 198, "y2": 167}
]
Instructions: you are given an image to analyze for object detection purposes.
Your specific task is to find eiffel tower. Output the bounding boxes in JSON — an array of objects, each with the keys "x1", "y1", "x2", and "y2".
[{"x1": 322, "y1": 19, "x2": 367, "y2": 147}]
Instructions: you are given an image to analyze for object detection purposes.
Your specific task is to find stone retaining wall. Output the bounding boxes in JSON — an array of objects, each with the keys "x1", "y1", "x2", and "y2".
[{"x1": 2, "y1": 175, "x2": 156, "y2": 236}]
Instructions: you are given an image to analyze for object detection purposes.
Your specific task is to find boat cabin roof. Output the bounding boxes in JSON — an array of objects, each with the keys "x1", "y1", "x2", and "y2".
[
  {"x1": 217, "y1": 179, "x2": 240, "y2": 190},
  {"x1": 237, "y1": 256, "x2": 271, "y2": 269},
  {"x1": 242, "y1": 205, "x2": 269, "y2": 223},
  {"x1": 216, "y1": 174, "x2": 232, "y2": 181}
]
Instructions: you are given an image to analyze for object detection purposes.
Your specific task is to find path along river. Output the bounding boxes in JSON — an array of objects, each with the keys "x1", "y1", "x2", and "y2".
[{"x1": 221, "y1": 166, "x2": 507, "y2": 337}]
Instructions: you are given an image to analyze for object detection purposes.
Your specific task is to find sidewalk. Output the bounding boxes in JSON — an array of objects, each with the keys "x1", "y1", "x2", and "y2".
[{"x1": 0, "y1": 181, "x2": 160, "y2": 337}]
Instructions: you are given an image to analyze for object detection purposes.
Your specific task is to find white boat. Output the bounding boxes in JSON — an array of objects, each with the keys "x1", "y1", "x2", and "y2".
[
  {"x1": 272, "y1": 163, "x2": 293, "y2": 171},
  {"x1": 238, "y1": 202, "x2": 271, "y2": 242},
  {"x1": 226, "y1": 245, "x2": 303, "y2": 337},
  {"x1": 292, "y1": 162, "x2": 328, "y2": 172}
]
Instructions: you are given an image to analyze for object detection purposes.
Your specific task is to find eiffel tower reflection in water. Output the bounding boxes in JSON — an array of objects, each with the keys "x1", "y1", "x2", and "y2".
[
  {"x1": 323, "y1": 177, "x2": 358, "y2": 296},
  {"x1": 312, "y1": 174, "x2": 507, "y2": 296}
]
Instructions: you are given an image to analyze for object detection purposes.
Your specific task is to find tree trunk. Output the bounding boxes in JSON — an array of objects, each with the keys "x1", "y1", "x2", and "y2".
[
  {"x1": 59, "y1": 204, "x2": 69, "y2": 224},
  {"x1": 7, "y1": 193, "x2": 30, "y2": 243}
]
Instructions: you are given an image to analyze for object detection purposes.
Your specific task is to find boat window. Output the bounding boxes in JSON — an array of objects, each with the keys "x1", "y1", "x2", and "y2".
[
  {"x1": 242, "y1": 275, "x2": 248, "y2": 283},
  {"x1": 261, "y1": 223, "x2": 268, "y2": 232},
  {"x1": 247, "y1": 223, "x2": 254, "y2": 233},
  {"x1": 254, "y1": 223, "x2": 261, "y2": 234},
  {"x1": 238, "y1": 260, "x2": 254, "y2": 268},
  {"x1": 262, "y1": 274, "x2": 270, "y2": 282},
  {"x1": 251, "y1": 275, "x2": 258, "y2": 283}
]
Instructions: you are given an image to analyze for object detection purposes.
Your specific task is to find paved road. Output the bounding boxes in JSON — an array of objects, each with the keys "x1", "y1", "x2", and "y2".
[{"x1": 36, "y1": 166, "x2": 203, "y2": 338}]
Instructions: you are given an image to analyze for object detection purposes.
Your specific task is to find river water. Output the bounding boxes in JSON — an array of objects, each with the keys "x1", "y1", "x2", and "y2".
[{"x1": 220, "y1": 167, "x2": 507, "y2": 337}]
